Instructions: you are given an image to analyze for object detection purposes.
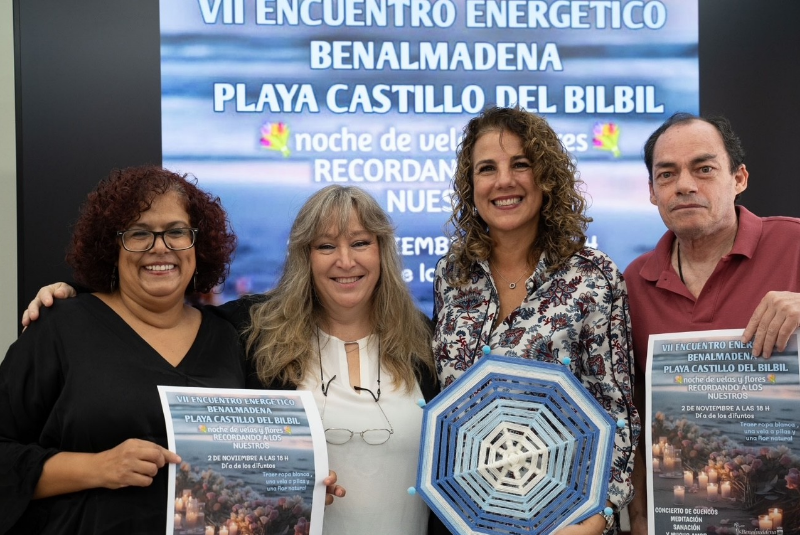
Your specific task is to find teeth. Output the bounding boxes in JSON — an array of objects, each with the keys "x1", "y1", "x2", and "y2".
[
  {"x1": 336, "y1": 277, "x2": 360, "y2": 284},
  {"x1": 145, "y1": 264, "x2": 176, "y2": 271},
  {"x1": 493, "y1": 197, "x2": 522, "y2": 207}
]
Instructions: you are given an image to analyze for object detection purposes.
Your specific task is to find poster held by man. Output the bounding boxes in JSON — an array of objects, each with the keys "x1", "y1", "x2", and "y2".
[{"x1": 646, "y1": 329, "x2": 800, "y2": 535}]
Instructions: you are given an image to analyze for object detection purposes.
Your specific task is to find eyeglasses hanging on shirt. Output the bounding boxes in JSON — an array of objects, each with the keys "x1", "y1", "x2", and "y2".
[{"x1": 318, "y1": 332, "x2": 394, "y2": 445}]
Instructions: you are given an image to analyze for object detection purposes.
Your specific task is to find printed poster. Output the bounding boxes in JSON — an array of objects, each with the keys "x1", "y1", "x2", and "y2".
[
  {"x1": 159, "y1": 386, "x2": 328, "y2": 535},
  {"x1": 647, "y1": 329, "x2": 800, "y2": 535}
]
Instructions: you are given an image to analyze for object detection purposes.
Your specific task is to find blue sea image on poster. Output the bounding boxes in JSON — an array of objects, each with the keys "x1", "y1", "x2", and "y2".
[
  {"x1": 160, "y1": 0, "x2": 698, "y2": 313},
  {"x1": 161, "y1": 388, "x2": 323, "y2": 535},
  {"x1": 647, "y1": 331, "x2": 800, "y2": 535}
]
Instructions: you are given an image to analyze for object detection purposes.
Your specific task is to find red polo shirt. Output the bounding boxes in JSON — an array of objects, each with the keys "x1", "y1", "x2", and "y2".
[{"x1": 624, "y1": 206, "x2": 800, "y2": 373}]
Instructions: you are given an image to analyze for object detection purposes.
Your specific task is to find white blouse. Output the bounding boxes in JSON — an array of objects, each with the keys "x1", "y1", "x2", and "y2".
[{"x1": 298, "y1": 331, "x2": 429, "y2": 535}]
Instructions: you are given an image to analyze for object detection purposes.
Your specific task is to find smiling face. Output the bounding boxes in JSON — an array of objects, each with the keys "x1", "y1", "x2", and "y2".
[
  {"x1": 116, "y1": 190, "x2": 196, "y2": 307},
  {"x1": 472, "y1": 130, "x2": 543, "y2": 246},
  {"x1": 649, "y1": 120, "x2": 748, "y2": 241},
  {"x1": 310, "y1": 211, "x2": 381, "y2": 322}
]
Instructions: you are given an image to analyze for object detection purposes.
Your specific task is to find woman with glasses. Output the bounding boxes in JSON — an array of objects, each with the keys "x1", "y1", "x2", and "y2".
[
  {"x1": 0, "y1": 166, "x2": 247, "y2": 533},
  {"x1": 22, "y1": 185, "x2": 440, "y2": 535},
  {"x1": 230, "y1": 185, "x2": 439, "y2": 535}
]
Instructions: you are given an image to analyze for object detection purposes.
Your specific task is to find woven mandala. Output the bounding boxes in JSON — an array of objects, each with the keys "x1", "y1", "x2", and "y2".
[{"x1": 417, "y1": 355, "x2": 615, "y2": 535}]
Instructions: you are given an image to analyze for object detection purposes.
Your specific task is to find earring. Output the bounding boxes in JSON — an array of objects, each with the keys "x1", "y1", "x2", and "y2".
[
  {"x1": 110, "y1": 266, "x2": 118, "y2": 291},
  {"x1": 193, "y1": 270, "x2": 198, "y2": 292}
]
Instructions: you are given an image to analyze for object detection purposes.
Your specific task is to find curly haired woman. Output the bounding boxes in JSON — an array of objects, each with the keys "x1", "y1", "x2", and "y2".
[{"x1": 432, "y1": 107, "x2": 640, "y2": 535}]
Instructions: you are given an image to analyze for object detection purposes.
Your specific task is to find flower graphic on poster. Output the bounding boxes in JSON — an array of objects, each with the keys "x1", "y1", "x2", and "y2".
[
  {"x1": 260, "y1": 121, "x2": 291, "y2": 157},
  {"x1": 175, "y1": 462, "x2": 311, "y2": 535},
  {"x1": 592, "y1": 122, "x2": 621, "y2": 157},
  {"x1": 652, "y1": 413, "x2": 800, "y2": 533}
]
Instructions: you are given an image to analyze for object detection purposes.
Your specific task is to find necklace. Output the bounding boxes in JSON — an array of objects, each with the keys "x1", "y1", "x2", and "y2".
[
  {"x1": 491, "y1": 262, "x2": 528, "y2": 289},
  {"x1": 677, "y1": 236, "x2": 736, "y2": 285},
  {"x1": 317, "y1": 330, "x2": 382, "y2": 398},
  {"x1": 677, "y1": 243, "x2": 686, "y2": 284}
]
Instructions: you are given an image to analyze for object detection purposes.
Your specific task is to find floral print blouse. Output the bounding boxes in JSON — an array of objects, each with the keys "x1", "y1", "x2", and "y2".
[{"x1": 432, "y1": 247, "x2": 641, "y2": 512}]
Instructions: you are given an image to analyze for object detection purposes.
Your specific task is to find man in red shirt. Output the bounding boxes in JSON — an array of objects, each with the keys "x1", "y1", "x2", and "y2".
[{"x1": 623, "y1": 112, "x2": 800, "y2": 535}]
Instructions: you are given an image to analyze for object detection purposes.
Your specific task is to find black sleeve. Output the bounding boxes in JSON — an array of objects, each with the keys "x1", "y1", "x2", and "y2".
[
  {"x1": 0, "y1": 311, "x2": 63, "y2": 532},
  {"x1": 415, "y1": 311, "x2": 441, "y2": 403},
  {"x1": 205, "y1": 294, "x2": 269, "y2": 334},
  {"x1": 207, "y1": 295, "x2": 271, "y2": 389}
]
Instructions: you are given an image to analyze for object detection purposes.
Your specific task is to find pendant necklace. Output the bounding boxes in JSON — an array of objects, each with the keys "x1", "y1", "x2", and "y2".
[{"x1": 491, "y1": 262, "x2": 528, "y2": 289}]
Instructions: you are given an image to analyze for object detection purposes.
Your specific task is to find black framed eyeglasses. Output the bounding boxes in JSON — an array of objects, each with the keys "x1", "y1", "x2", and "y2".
[
  {"x1": 117, "y1": 228, "x2": 198, "y2": 252},
  {"x1": 318, "y1": 333, "x2": 394, "y2": 445}
]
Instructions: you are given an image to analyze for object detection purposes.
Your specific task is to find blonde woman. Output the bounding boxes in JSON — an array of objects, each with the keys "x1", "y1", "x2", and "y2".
[{"x1": 234, "y1": 185, "x2": 438, "y2": 535}]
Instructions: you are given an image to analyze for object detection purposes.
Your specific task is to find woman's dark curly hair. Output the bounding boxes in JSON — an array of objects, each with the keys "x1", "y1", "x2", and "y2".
[
  {"x1": 445, "y1": 106, "x2": 591, "y2": 285},
  {"x1": 66, "y1": 166, "x2": 236, "y2": 294}
]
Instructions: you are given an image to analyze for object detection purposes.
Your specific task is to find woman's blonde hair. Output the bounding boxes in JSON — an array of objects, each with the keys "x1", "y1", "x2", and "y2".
[
  {"x1": 445, "y1": 106, "x2": 591, "y2": 284},
  {"x1": 245, "y1": 185, "x2": 434, "y2": 390}
]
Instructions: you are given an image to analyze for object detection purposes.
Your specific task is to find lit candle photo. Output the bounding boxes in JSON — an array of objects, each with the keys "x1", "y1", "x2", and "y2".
[
  {"x1": 673, "y1": 485, "x2": 685, "y2": 505},
  {"x1": 205, "y1": 527, "x2": 215, "y2": 535},
  {"x1": 707, "y1": 482, "x2": 718, "y2": 501},
  {"x1": 698, "y1": 472, "x2": 708, "y2": 490},
  {"x1": 769, "y1": 508, "x2": 783, "y2": 528},
  {"x1": 653, "y1": 458, "x2": 660, "y2": 472},
  {"x1": 758, "y1": 515, "x2": 773, "y2": 530},
  {"x1": 228, "y1": 523, "x2": 239, "y2": 535},
  {"x1": 174, "y1": 513, "x2": 182, "y2": 530},
  {"x1": 708, "y1": 468, "x2": 718, "y2": 483},
  {"x1": 652, "y1": 443, "x2": 661, "y2": 457},
  {"x1": 186, "y1": 509, "x2": 198, "y2": 528},
  {"x1": 684, "y1": 470, "x2": 693, "y2": 487},
  {"x1": 663, "y1": 455, "x2": 675, "y2": 473},
  {"x1": 219, "y1": 526, "x2": 229, "y2": 535},
  {"x1": 720, "y1": 480, "x2": 731, "y2": 499},
  {"x1": 672, "y1": 449, "x2": 683, "y2": 474}
]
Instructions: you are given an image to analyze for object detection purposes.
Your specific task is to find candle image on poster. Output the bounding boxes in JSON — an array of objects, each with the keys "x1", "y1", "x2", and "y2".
[
  {"x1": 158, "y1": 387, "x2": 328, "y2": 535},
  {"x1": 646, "y1": 329, "x2": 800, "y2": 535},
  {"x1": 160, "y1": 1, "x2": 699, "y2": 313}
]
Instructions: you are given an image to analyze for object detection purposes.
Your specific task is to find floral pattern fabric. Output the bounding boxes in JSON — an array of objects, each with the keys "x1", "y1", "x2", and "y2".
[{"x1": 432, "y1": 247, "x2": 641, "y2": 514}]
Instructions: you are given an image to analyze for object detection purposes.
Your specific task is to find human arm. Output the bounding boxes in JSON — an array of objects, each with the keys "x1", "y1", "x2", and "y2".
[
  {"x1": 20, "y1": 282, "x2": 268, "y2": 336},
  {"x1": 741, "y1": 291, "x2": 800, "y2": 357},
  {"x1": 552, "y1": 503, "x2": 614, "y2": 535},
  {"x1": 34, "y1": 439, "x2": 180, "y2": 498},
  {"x1": 1, "y1": 310, "x2": 180, "y2": 530},
  {"x1": 21, "y1": 282, "x2": 76, "y2": 327},
  {"x1": 578, "y1": 260, "x2": 641, "y2": 520}
]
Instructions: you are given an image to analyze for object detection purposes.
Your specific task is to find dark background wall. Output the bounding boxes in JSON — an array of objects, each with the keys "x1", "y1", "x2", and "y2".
[
  {"x1": 698, "y1": 0, "x2": 800, "y2": 217},
  {"x1": 15, "y1": 0, "x2": 800, "y2": 320}
]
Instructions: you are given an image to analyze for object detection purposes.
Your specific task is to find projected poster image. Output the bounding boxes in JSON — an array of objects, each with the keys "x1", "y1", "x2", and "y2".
[{"x1": 160, "y1": 0, "x2": 698, "y2": 312}]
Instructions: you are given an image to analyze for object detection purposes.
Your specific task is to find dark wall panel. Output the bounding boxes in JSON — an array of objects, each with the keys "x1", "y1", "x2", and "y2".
[
  {"x1": 15, "y1": 0, "x2": 162, "y2": 316},
  {"x1": 698, "y1": 0, "x2": 800, "y2": 217}
]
